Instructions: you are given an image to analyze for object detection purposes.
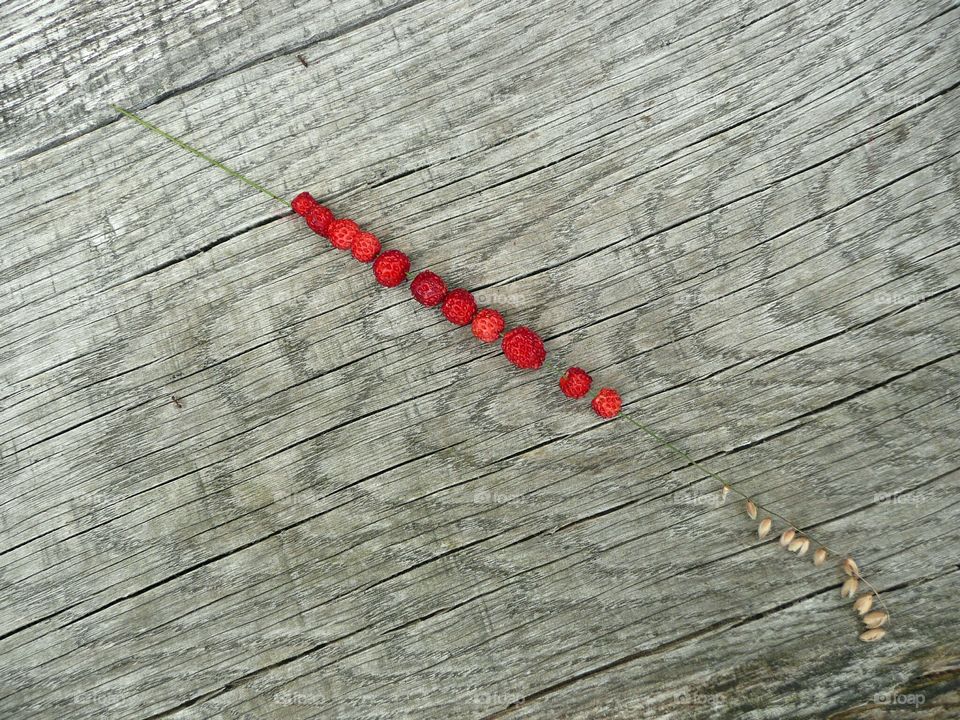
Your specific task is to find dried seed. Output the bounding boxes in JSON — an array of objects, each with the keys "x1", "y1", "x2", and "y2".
[
  {"x1": 779, "y1": 529, "x2": 796, "y2": 547},
  {"x1": 746, "y1": 500, "x2": 757, "y2": 520},
  {"x1": 859, "y1": 628, "x2": 886, "y2": 642},
  {"x1": 863, "y1": 611, "x2": 889, "y2": 628},
  {"x1": 796, "y1": 538, "x2": 810, "y2": 556},
  {"x1": 788, "y1": 537, "x2": 805, "y2": 553},
  {"x1": 813, "y1": 548, "x2": 827, "y2": 566},
  {"x1": 844, "y1": 557, "x2": 859, "y2": 577},
  {"x1": 841, "y1": 577, "x2": 859, "y2": 598},
  {"x1": 758, "y1": 517, "x2": 772, "y2": 539},
  {"x1": 721, "y1": 485, "x2": 731, "y2": 502},
  {"x1": 853, "y1": 595, "x2": 874, "y2": 615}
]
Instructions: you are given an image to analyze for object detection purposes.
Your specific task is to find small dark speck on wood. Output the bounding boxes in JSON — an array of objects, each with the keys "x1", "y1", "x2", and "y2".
[{"x1": 297, "y1": 54, "x2": 309, "y2": 68}]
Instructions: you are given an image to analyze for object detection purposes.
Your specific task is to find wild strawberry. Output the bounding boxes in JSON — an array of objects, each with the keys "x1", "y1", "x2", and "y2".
[
  {"x1": 559, "y1": 367, "x2": 592, "y2": 398},
  {"x1": 352, "y1": 232, "x2": 381, "y2": 263},
  {"x1": 305, "y1": 205, "x2": 334, "y2": 237},
  {"x1": 501, "y1": 326, "x2": 545, "y2": 369},
  {"x1": 291, "y1": 191, "x2": 317, "y2": 216},
  {"x1": 373, "y1": 249, "x2": 410, "y2": 287},
  {"x1": 410, "y1": 271, "x2": 447, "y2": 307},
  {"x1": 471, "y1": 308, "x2": 504, "y2": 343},
  {"x1": 591, "y1": 388, "x2": 622, "y2": 418},
  {"x1": 441, "y1": 288, "x2": 477, "y2": 325},
  {"x1": 327, "y1": 218, "x2": 359, "y2": 250}
]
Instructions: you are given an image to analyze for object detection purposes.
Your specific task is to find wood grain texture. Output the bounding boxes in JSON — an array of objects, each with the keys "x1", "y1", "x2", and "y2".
[{"x1": 1, "y1": 0, "x2": 959, "y2": 718}]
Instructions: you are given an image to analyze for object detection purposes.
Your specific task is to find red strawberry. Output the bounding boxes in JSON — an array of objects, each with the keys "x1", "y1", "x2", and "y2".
[
  {"x1": 559, "y1": 367, "x2": 592, "y2": 398},
  {"x1": 472, "y1": 308, "x2": 504, "y2": 343},
  {"x1": 441, "y1": 288, "x2": 477, "y2": 325},
  {"x1": 352, "y1": 232, "x2": 381, "y2": 263},
  {"x1": 373, "y1": 249, "x2": 410, "y2": 287},
  {"x1": 410, "y1": 271, "x2": 447, "y2": 307},
  {"x1": 305, "y1": 205, "x2": 334, "y2": 237},
  {"x1": 291, "y1": 191, "x2": 317, "y2": 216},
  {"x1": 591, "y1": 388, "x2": 622, "y2": 418},
  {"x1": 327, "y1": 218, "x2": 359, "y2": 250},
  {"x1": 501, "y1": 326, "x2": 545, "y2": 369}
]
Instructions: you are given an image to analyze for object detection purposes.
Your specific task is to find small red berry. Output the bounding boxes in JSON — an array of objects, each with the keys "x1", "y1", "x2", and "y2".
[
  {"x1": 352, "y1": 232, "x2": 381, "y2": 263},
  {"x1": 471, "y1": 308, "x2": 505, "y2": 343},
  {"x1": 373, "y1": 249, "x2": 410, "y2": 287},
  {"x1": 291, "y1": 191, "x2": 317, "y2": 216},
  {"x1": 441, "y1": 288, "x2": 477, "y2": 325},
  {"x1": 501, "y1": 326, "x2": 546, "y2": 370},
  {"x1": 591, "y1": 388, "x2": 622, "y2": 418},
  {"x1": 327, "y1": 218, "x2": 360, "y2": 250},
  {"x1": 305, "y1": 205, "x2": 334, "y2": 237},
  {"x1": 559, "y1": 367, "x2": 592, "y2": 398},
  {"x1": 410, "y1": 271, "x2": 447, "y2": 307}
]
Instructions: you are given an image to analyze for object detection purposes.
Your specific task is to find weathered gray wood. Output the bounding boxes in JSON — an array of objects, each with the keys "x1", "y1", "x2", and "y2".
[
  {"x1": 0, "y1": 0, "x2": 425, "y2": 164},
  {"x1": 1, "y1": 0, "x2": 959, "y2": 718}
]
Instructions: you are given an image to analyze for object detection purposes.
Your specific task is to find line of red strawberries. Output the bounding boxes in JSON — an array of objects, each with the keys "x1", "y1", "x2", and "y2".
[{"x1": 292, "y1": 192, "x2": 623, "y2": 419}]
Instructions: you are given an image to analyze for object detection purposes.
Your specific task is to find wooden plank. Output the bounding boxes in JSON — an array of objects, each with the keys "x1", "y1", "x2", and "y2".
[
  {"x1": 1, "y1": 0, "x2": 959, "y2": 717},
  {"x1": 0, "y1": 0, "x2": 427, "y2": 163}
]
